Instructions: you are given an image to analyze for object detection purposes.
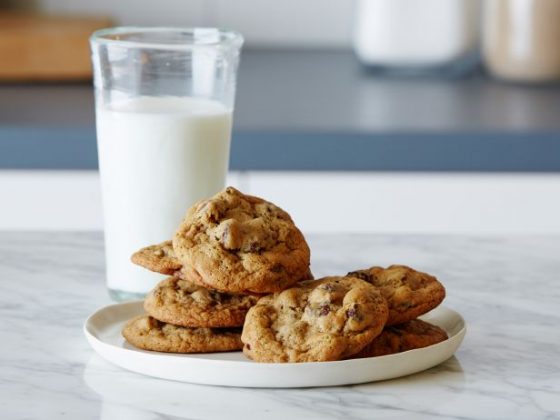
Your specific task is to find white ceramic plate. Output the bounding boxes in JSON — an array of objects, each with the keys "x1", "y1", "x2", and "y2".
[{"x1": 84, "y1": 301, "x2": 466, "y2": 388}]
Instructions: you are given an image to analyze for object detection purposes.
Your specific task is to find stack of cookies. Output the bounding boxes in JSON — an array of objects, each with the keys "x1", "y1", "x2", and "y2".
[
  {"x1": 122, "y1": 187, "x2": 312, "y2": 354},
  {"x1": 122, "y1": 187, "x2": 448, "y2": 363}
]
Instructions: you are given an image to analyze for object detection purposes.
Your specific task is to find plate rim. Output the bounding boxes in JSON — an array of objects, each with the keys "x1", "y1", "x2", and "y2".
[{"x1": 84, "y1": 300, "x2": 466, "y2": 368}]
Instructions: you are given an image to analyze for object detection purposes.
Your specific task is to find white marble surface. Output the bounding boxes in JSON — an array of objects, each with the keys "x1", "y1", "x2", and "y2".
[{"x1": 1, "y1": 233, "x2": 559, "y2": 419}]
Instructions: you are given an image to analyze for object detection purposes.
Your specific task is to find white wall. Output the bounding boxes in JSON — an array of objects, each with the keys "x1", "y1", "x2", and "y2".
[
  {"x1": 2, "y1": 170, "x2": 560, "y2": 234},
  {"x1": 38, "y1": 0, "x2": 354, "y2": 48}
]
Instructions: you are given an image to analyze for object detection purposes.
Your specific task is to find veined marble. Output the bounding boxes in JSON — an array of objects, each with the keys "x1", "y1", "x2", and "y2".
[{"x1": 1, "y1": 233, "x2": 559, "y2": 419}]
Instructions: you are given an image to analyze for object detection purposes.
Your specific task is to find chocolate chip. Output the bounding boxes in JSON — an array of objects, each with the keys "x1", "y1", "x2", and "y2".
[
  {"x1": 348, "y1": 270, "x2": 370, "y2": 281},
  {"x1": 346, "y1": 308, "x2": 357, "y2": 318},
  {"x1": 399, "y1": 301, "x2": 413, "y2": 309},
  {"x1": 319, "y1": 304, "x2": 330, "y2": 316},
  {"x1": 245, "y1": 343, "x2": 251, "y2": 350},
  {"x1": 209, "y1": 291, "x2": 223, "y2": 303},
  {"x1": 322, "y1": 283, "x2": 336, "y2": 292},
  {"x1": 271, "y1": 264, "x2": 284, "y2": 273},
  {"x1": 221, "y1": 226, "x2": 230, "y2": 244},
  {"x1": 248, "y1": 242, "x2": 261, "y2": 252}
]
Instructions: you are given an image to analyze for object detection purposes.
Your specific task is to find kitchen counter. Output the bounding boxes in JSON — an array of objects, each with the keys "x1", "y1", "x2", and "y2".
[
  {"x1": 2, "y1": 232, "x2": 560, "y2": 419},
  {"x1": 1, "y1": 50, "x2": 560, "y2": 171}
]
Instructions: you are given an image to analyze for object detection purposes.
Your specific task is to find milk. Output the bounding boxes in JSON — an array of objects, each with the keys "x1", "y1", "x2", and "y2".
[{"x1": 96, "y1": 96, "x2": 232, "y2": 295}]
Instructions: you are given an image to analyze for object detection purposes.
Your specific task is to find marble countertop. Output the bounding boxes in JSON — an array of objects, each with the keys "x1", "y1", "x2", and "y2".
[{"x1": 1, "y1": 232, "x2": 559, "y2": 419}]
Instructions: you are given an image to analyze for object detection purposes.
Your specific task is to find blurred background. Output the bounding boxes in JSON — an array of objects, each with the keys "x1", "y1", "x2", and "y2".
[{"x1": 1, "y1": 0, "x2": 559, "y2": 233}]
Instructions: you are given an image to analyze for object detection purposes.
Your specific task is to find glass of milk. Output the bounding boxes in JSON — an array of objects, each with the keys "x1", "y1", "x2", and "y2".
[{"x1": 90, "y1": 27, "x2": 243, "y2": 301}]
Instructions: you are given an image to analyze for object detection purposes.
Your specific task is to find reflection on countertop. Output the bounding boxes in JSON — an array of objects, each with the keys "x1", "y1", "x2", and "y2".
[{"x1": 84, "y1": 356, "x2": 465, "y2": 420}]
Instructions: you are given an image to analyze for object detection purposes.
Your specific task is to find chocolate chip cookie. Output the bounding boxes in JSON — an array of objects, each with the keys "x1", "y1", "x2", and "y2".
[
  {"x1": 348, "y1": 265, "x2": 446, "y2": 326},
  {"x1": 353, "y1": 319, "x2": 448, "y2": 358},
  {"x1": 173, "y1": 187, "x2": 311, "y2": 294},
  {"x1": 131, "y1": 240, "x2": 182, "y2": 275},
  {"x1": 144, "y1": 277, "x2": 259, "y2": 328},
  {"x1": 241, "y1": 276, "x2": 389, "y2": 362},
  {"x1": 122, "y1": 315, "x2": 242, "y2": 353}
]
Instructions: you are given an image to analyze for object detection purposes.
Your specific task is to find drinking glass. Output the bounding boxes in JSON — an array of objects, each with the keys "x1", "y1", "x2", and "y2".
[{"x1": 90, "y1": 27, "x2": 243, "y2": 300}]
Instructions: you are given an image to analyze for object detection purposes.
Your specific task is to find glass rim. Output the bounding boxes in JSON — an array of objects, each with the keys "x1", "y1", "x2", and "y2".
[{"x1": 90, "y1": 26, "x2": 244, "y2": 50}]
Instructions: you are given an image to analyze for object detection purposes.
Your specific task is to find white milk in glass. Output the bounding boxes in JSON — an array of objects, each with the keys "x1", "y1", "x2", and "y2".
[{"x1": 96, "y1": 96, "x2": 232, "y2": 294}]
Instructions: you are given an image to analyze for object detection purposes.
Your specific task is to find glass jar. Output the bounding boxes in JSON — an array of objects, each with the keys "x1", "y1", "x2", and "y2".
[
  {"x1": 353, "y1": 0, "x2": 480, "y2": 76},
  {"x1": 483, "y1": 0, "x2": 560, "y2": 83}
]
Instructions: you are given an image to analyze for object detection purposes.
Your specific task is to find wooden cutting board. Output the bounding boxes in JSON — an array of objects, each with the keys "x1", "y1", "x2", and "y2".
[{"x1": 0, "y1": 13, "x2": 112, "y2": 81}]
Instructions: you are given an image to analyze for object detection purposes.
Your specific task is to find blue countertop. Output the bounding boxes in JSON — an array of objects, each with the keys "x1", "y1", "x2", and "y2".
[{"x1": 1, "y1": 50, "x2": 560, "y2": 171}]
